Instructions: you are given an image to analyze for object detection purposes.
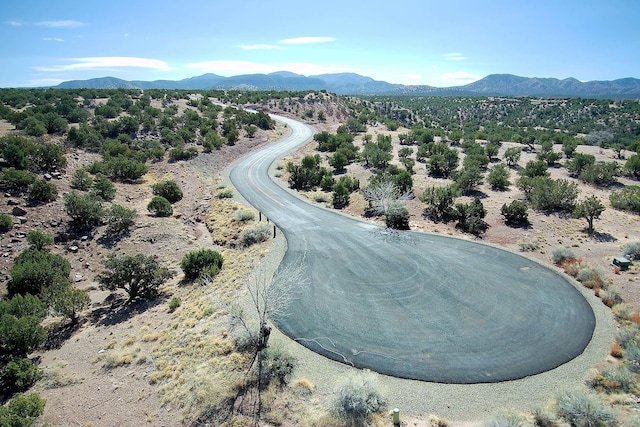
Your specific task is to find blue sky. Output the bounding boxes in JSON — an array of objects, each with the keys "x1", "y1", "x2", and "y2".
[{"x1": 1, "y1": 0, "x2": 638, "y2": 88}]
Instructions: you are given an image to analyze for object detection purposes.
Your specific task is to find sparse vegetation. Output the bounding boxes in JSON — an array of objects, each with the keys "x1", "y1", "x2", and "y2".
[{"x1": 333, "y1": 370, "x2": 387, "y2": 427}]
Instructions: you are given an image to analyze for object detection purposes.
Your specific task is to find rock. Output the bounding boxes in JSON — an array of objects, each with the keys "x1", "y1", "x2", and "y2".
[
  {"x1": 68, "y1": 245, "x2": 79, "y2": 253},
  {"x1": 16, "y1": 216, "x2": 27, "y2": 224},
  {"x1": 11, "y1": 206, "x2": 27, "y2": 216},
  {"x1": 6, "y1": 198, "x2": 20, "y2": 206},
  {"x1": 49, "y1": 220, "x2": 59, "y2": 227},
  {"x1": 43, "y1": 173, "x2": 52, "y2": 181},
  {"x1": 81, "y1": 236, "x2": 88, "y2": 241},
  {"x1": 51, "y1": 171, "x2": 61, "y2": 179}
]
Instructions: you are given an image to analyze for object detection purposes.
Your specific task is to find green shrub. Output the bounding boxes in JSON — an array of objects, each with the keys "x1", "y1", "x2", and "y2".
[
  {"x1": 258, "y1": 345, "x2": 296, "y2": 390},
  {"x1": 386, "y1": 203, "x2": 410, "y2": 230},
  {"x1": 97, "y1": 253, "x2": 175, "y2": 302},
  {"x1": 42, "y1": 282, "x2": 90, "y2": 324},
  {"x1": 518, "y1": 176, "x2": 579, "y2": 213},
  {"x1": 168, "y1": 147, "x2": 197, "y2": 162},
  {"x1": 9, "y1": 249, "x2": 71, "y2": 296},
  {"x1": 1, "y1": 168, "x2": 36, "y2": 192},
  {"x1": 239, "y1": 224, "x2": 271, "y2": 247},
  {"x1": 26, "y1": 230, "x2": 53, "y2": 251},
  {"x1": 588, "y1": 366, "x2": 636, "y2": 394},
  {"x1": 168, "y1": 297, "x2": 181, "y2": 312},
  {"x1": 609, "y1": 185, "x2": 640, "y2": 214},
  {"x1": 487, "y1": 163, "x2": 511, "y2": 190},
  {"x1": 104, "y1": 204, "x2": 137, "y2": 235},
  {"x1": 215, "y1": 188, "x2": 233, "y2": 199},
  {"x1": 0, "y1": 393, "x2": 46, "y2": 427},
  {"x1": 92, "y1": 173, "x2": 116, "y2": 201},
  {"x1": 180, "y1": 249, "x2": 224, "y2": 281},
  {"x1": 70, "y1": 169, "x2": 93, "y2": 190},
  {"x1": 235, "y1": 210, "x2": 255, "y2": 222},
  {"x1": 556, "y1": 391, "x2": 617, "y2": 427},
  {"x1": 27, "y1": 179, "x2": 57, "y2": 203},
  {"x1": 63, "y1": 191, "x2": 104, "y2": 230},
  {"x1": 551, "y1": 247, "x2": 576, "y2": 265},
  {"x1": 501, "y1": 200, "x2": 529, "y2": 225},
  {"x1": 1, "y1": 358, "x2": 42, "y2": 392},
  {"x1": 0, "y1": 213, "x2": 14, "y2": 232},
  {"x1": 622, "y1": 241, "x2": 640, "y2": 261},
  {"x1": 0, "y1": 314, "x2": 47, "y2": 357},
  {"x1": 333, "y1": 371, "x2": 387, "y2": 427},
  {"x1": 147, "y1": 196, "x2": 173, "y2": 217},
  {"x1": 152, "y1": 180, "x2": 183, "y2": 203}
]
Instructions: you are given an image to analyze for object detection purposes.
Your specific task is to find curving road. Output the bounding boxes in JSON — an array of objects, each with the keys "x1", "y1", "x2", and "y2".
[{"x1": 230, "y1": 115, "x2": 596, "y2": 384}]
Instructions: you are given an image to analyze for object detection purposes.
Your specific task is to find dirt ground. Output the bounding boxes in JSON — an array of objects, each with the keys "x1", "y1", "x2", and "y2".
[{"x1": 1, "y1": 104, "x2": 639, "y2": 426}]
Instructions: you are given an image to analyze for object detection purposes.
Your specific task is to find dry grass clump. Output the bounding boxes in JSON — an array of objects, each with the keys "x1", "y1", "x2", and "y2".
[
  {"x1": 206, "y1": 197, "x2": 247, "y2": 246},
  {"x1": 38, "y1": 362, "x2": 82, "y2": 389}
]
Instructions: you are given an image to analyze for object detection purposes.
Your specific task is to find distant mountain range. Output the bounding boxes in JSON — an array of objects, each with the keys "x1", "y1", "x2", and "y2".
[{"x1": 55, "y1": 72, "x2": 640, "y2": 99}]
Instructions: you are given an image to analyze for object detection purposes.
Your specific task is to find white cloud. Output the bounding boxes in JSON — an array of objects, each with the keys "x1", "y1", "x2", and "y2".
[
  {"x1": 279, "y1": 37, "x2": 336, "y2": 45},
  {"x1": 34, "y1": 57, "x2": 173, "y2": 72},
  {"x1": 185, "y1": 60, "x2": 350, "y2": 76},
  {"x1": 43, "y1": 37, "x2": 64, "y2": 42},
  {"x1": 24, "y1": 78, "x2": 65, "y2": 87},
  {"x1": 36, "y1": 20, "x2": 86, "y2": 28},
  {"x1": 444, "y1": 53, "x2": 466, "y2": 61},
  {"x1": 440, "y1": 71, "x2": 482, "y2": 85},
  {"x1": 241, "y1": 44, "x2": 282, "y2": 50},
  {"x1": 6, "y1": 20, "x2": 23, "y2": 27}
]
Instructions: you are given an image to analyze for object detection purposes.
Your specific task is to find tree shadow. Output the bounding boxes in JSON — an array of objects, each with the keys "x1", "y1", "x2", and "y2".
[
  {"x1": 591, "y1": 231, "x2": 618, "y2": 243},
  {"x1": 91, "y1": 295, "x2": 165, "y2": 327},
  {"x1": 504, "y1": 221, "x2": 532, "y2": 230},
  {"x1": 96, "y1": 231, "x2": 130, "y2": 249},
  {"x1": 43, "y1": 318, "x2": 84, "y2": 350}
]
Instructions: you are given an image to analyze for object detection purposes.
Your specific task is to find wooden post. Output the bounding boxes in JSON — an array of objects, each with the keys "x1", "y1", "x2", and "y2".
[{"x1": 273, "y1": 226, "x2": 276, "y2": 238}]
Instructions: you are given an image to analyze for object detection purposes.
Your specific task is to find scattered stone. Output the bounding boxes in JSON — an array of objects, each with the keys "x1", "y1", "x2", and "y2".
[
  {"x1": 6, "y1": 198, "x2": 20, "y2": 206},
  {"x1": 11, "y1": 206, "x2": 27, "y2": 216},
  {"x1": 43, "y1": 173, "x2": 52, "y2": 181},
  {"x1": 16, "y1": 216, "x2": 27, "y2": 224},
  {"x1": 81, "y1": 236, "x2": 88, "y2": 241},
  {"x1": 74, "y1": 273, "x2": 83, "y2": 282},
  {"x1": 51, "y1": 171, "x2": 61, "y2": 179},
  {"x1": 49, "y1": 220, "x2": 59, "y2": 227},
  {"x1": 68, "y1": 245, "x2": 79, "y2": 253}
]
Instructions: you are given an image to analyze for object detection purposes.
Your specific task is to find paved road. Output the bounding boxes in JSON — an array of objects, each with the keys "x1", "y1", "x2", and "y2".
[{"x1": 230, "y1": 115, "x2": 596, "y2": 384}]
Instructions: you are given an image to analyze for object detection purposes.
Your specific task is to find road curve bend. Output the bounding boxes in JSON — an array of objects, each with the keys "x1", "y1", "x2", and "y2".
[{"x1": 230, "y1": 114, "x2": 596, "y2": 384}]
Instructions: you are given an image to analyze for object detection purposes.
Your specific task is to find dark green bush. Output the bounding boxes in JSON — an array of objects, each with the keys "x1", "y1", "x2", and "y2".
[
  {"x1": 180, "y1": 249, "x2": 224, "y2": 281},
  {"x1": 70, "y1": 169, "x2": 93, "y2": 190},
  {"x1": 27, "y1": 179, "x2": 57, "y2": 203},
  {"x1": 0, "y1": 213, "x2": 14, "y2": 232},
  {"x1": 104, "y1": 204, "x2": 137, "y2": 235},
  {"x1": 152, "y1": 180, "x2": 183, "y2": 203},
  {"x1": 26, "y1": 230, "x2": 53, "y2": 251},
  {"x1": 501, "y1": 200, "x2": 529, "y2": 225},
  {"x1": 9, "y1": 249, "x2": 71, "y2": 296},
  {"x1": 168, "y1": 297, "x2": 181, "y2": 312},
  {"x1": 610, "y1": 185, "x2": 640, "y2": 214},
  {"x1": 1, "y1": 358, "x2": 42, "y2": 392},
  {"x1": 0, "y1": 393, "x2": 46, "y2": 427},
  {"x1": 97, "y1": 253, "x2": 175, "y2": 302},
  {"x1": 1, "y1": 168, "x2": 36, "y2": 192},
  {"x1": 386, "y1": 203, "x2": 410, "y2": 230},
  {"x1": 92, "y1": 173, "x2": 116, "y2": 201},
  {"x1": 63, "y1": 191, "x2": 104, "y2": 230},
  {"x1": 258, "y1": 346, "x2": 296, "y2": 390},
  {"x1": 147, "y1": 196, "x2": 173, "y2": 217}
]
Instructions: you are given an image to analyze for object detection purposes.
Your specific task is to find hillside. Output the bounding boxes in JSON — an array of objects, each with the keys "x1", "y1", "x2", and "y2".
[{"x1": 53, "y1": 72, "x2": 640, "y2": 98}]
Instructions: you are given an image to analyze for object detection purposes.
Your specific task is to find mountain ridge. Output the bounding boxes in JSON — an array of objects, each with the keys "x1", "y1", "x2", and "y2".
[{"x1": 53, "y1": 72, "x2": 640, "y2": 99}]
